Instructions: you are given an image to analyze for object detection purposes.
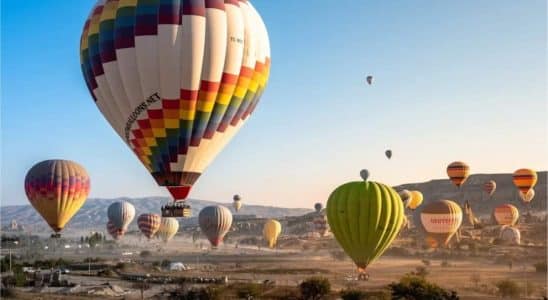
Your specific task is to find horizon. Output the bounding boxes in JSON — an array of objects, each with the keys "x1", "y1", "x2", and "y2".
[{"x1": 2, "y1": 1, "x2": 547, "y2": 208}]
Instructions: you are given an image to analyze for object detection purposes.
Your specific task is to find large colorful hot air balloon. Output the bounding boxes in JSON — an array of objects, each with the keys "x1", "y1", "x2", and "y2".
[
  {"x1": 483, "y1": 180, "x2": 496, "y2": 197},
  {"x1": 420, "y1": 200, "x2": 462, "y2": 249},
  {"x1": 137, "y1": 213, "x2": 161, "y2": 239},
  {"x1": 499, "y1": 226, "x2": 521, "y2": 245},
  {"x1": 263, "y1": 219, "x2": 281, "y2": 248},
  {"x1": 385, "y1": 150, "x2": 392, "y2": 159},
  {"x1": 493, "y1": 204, "x2": 519, "y2": 226},
  {"x1": 157, "y1": 217, "x2": 179, "y2": 243},
  {"x1": 233, "y1": 194, "x2": 242, "y2": 212},
  {"x1": 314, "y1": 202, "x2": 323, "y2": 213},
  {"x1": 24, "y1": 160, "x2": 91, "y2": 236},
  {"x1": 107, "y1": 221, "x2": 124, "y2": 240},
  {"x1": 326, "y1": 171, "x2": 404, "y2": 276},
  {"x1": 80, "y1": 1, "x2": 271, "y2": 210},
  {"x1": 519, "y1": 189, "x2": 535, "y2": 204},
  {"x1": 107, "y1": 201, "x2": 135, "y2": 232},
  {"x1": 446, "y1": 161, "x2": 470, "y2": 188},
  {"x1": 408, "y1": 190, "x2": 423, "y2": 210},
  {"x1": 198, "y1": 205, "x2": 233, "y2": 247},
  {"x1": 398, "y1": 190, "x2": 412, "y2": 208},
  {"x1": 513, "y1": 169, "x2": 537, "y2": 194}
]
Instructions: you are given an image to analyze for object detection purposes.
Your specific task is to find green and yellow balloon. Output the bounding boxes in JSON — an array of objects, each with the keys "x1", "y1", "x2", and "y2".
[{"x1": 326, "y1": 170, "x2": 404, "y2": 276}]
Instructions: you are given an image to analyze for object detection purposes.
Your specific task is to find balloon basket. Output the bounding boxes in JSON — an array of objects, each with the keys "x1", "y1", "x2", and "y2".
[
  {"x1": 50, "y1": 233, "x2": 61, "y2": 239},
  {"x1": 161, "y1": 203, "x2": 191, "y2": 218}
]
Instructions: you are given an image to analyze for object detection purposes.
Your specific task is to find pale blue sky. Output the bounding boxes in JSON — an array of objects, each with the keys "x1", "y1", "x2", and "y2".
[{"x1": 1, "y1": 1, "x2": 546, "y2": 207}]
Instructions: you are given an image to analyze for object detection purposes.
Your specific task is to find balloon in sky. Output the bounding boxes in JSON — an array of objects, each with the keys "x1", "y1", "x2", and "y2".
[
  {"x1": 519, "y1": 189, "x2": 535, "y2": 204},
  {"x1": 366, "y1": 75, "x2": 373, "y2": 85},
  {"x1": 499, "y1": 225, "x2": 521, "y2": 245},
  {"x1": 24, "y1": 160, "x2": 91, "y2": 234},
  {"x1": 314, "y1": 202, "x2": 323, "y2": 213},
  {"x1": 493, "y1": 204, "x2": 519, "y2": 226},
  {"x1": 263, "y1": 219, "x2": 281, "y2": 248},
  {"x1": 326, "y1": 171, "x2": 404, "y2": 274},
  {"x1": 385, "y1": 149, "x2": 392, "y2": 159},
  {"x1": 420, "y1": 200, "x2": 462, "y2": 248},
  {"x1": 513, "y1": 169, "x2": 537, "y2": 194},
  {"x1": 446, "y1": 161, "x2": 470, "y2": 187},
  {"x1": 483, "y1": 180, "x2": 496, "y2": 197},
  {"x1": 198, "y1": 205, "x2": 233, "y2": 247},
  {"x1": 80, "y1": 0, "x2": 271, "y2": 202},
  {"x1": 408, "y1": 190, "x2": 423, "y2": 210},
  {"x1": 233, "y1": 194, "x2": 242, "y2": 212},
  {"x1": 157, "y1": 217, "x2": 179, "y2": 243},
  {"x1": 107, "y1": 221, "x2": 124, "y2": 240},
  {"x1": 399, "y1": 190, "x2": 412, "y2": 208},
  {"x1": 107, "y1": 201, "x2": 135, "y2": 231},
  {"x1": 137, "y1": 213, "x2": 161, "y2": 239}
]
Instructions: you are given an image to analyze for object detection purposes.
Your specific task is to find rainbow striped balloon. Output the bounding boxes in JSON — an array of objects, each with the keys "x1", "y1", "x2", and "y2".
[
  {"x1": 493, "y1": 204, "x2": 519, "y2": 226},
  {"x1": 80, "y1": 0, "x2": 270, "y2": 201},
  {"x1": 24, "y1": 160, "x2": 90, "y2": 233},
  {"x1": 446, "y1": 161, "x2": 470, "y2": 188},
  {"x1": 512, "y1": 168, "x2": 537, "y2": 194},
  {"x1": 107, "y1": 221, "x2": 124, "y2": 240},
  {"x1": 137, "y1": 213, "x2": 162, "y2": 239}
]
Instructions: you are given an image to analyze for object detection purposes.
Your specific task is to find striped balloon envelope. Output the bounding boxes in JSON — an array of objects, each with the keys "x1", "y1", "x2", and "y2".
[
  {"x1": 107, "y1": 221, "x2": 124, "y2": 240},
  {"x1": 483, "y1": 180, "x2": 496, "y2": 197},
  {"x1": 198, "y1": 205, "x2": 233, "y2": 247},
  {"x1": 157, "y1": 217, "x2": 179, "y2": 243},
  {"x1": 137, "y1": 213, "x2": 162, "y2": 239},
  {"x1": 499, "y1": 225, "x2": 520, "y2": 245},
  {"x1": 493, "y1": 204, "x2": 519, "y2": 226},
  {"x1": 107, "y1": 201, "x2": 135, "y2": 231},
  {"x1": 519, "y1": 189, "x2": 535, "y2": 204},
  {"x1": 420, "y1": 200, "x2": 462, "y2": 248},
  {"x1": 24, "y1": 160, "x2": 91, "y2": 234},
  {"x1": 79, "y1": 0, "x2": 270, "y2": 202},
  {"x1": 446, "y1": 161, "x2": 470, "y2": 188},
  {"x1": 512, "y1": 169, "x2": 537, "y2": 194}
]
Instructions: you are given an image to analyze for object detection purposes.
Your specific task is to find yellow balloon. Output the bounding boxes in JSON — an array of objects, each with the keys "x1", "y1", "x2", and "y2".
[
  {"x1": 263, "y1": 219, "x2": 281, "y2": 248},
  {"x1": 408, "y1": 190, "x2": 424, "y2": 210}
]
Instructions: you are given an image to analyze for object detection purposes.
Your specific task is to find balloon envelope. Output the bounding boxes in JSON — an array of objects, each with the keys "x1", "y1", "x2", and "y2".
[
  {"x1": 157, "y1": 217, "x2": 179, "y2": 243},
  {"x1": 519, "y1": 189, "x2": 535, "y2": 203},
  {"x1": 24, "y1": 160, "x2": 90, "y2": 233},
  {"x1": 513, "y1": 169, "x2": 537, "y2": 194},
  {"x1": 366, "y1": 75, "x2": 373, "y2": 85},
  {"x1": 314, "y1": 202, "x2": 323, "y2": 213},
  {"x1": 499, "y1": 225, "x2": 521, "y2": 245},
  {"x1": 493, "y1": 204, "x2": 519, "y2": 226},
  {"x1": 446, "y1": 161, "x2": 470, "y2": 187},
  {"x1": 107, "y1": 201, "x2": 135, "y2": 231},
  {"x1": 326, "y1": 179, "x2": 404, "y2": 272},
  {"x1": 80, "y1": 1, "x2": 271, "y2": 201},
  {"x1": 137, "y1": 213, "x2": 161, "y2": 239},
  {"x1": 483, "y1": 180, "x2": 496, "y2": 197},
  {"x1": 408, "y1": 190, "x2": 424, "y2": 210},
  {"x1": 263, "y1": 219, "x2": 282, "y2": 248},
  {"x1": 198, "y1": 205, "x2": 233, "y2": 247},
  {"x1": 420, "y1": 200, "x2": 462, "y2": 248},
  {"x1": 399, "y1": 190, "x2": 412, "y2": 208},
  {"x1": 107, "y1": 221, "x2": 124, "y2": 240},
  {"x1": 385, "y1": 150, "x2": 392, "y2": 159}
]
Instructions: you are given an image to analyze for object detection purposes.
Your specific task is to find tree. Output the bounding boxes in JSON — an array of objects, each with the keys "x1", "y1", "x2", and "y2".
[
  {"x1": 495, "y1": 279, "x2": 521, "y2": 299},
  {"x1": 389, "y1": 275, "x2": 458, "y2": 300},
  {"x1": 300, "y1": 277, "x2": 331, "y2": 300}
]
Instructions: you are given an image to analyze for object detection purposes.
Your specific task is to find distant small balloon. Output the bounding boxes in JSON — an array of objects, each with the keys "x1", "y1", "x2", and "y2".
[
  {"x1": 360, "y1": 169, "x2": 370, "y2": 181},
  {"x1": 366, "y1": 75, "x2": 373, "y2": 85},
  {"x1": 519, "y1": 189, "x2": 535, "y2": 204},
  {"x1": 483, "y1": 180, "x2": 496, "y2": 197},
  {"x1": 314, "y1": 202, "x2": 323, "y2": 213},
  {"x1": 385, "y1": 150, "x2": 392, "y2": 159}
]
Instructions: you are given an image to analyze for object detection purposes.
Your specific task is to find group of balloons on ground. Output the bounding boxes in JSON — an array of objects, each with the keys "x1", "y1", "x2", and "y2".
[{"x1": 325, "y1": 161, "x2": 538, "y2": 277}]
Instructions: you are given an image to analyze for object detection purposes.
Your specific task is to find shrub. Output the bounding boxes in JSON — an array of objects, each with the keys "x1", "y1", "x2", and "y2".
[
  {"x1": 421, "y1": 259, "x2": 431, "y2": 266},
  {"x1": 161, "y1": 259, "x2": 171, "y2": 268},
  {"x1": 0, "y1": 286, "x2": 15, "y2": 298},
  {"x1": 115, "y1": 262, "x2": 128, "y2": 270},
  {"x1": 495, "y1": 279, "x2": 521, "y2": 298},
  {"x1": 300, "y1": 277, "x2": 331, "y2": 300},
  {"x1": 524, "y1": 281, "x2": 536, "y2": 297},
  {"x1": 534, "y1": 261, "x2": 547, "y2": 273},
  {"x1": 236, "y1": 283, "x2": 261, "y2": 299},
  {"x1": 410, "y1": 266, "x2": 429, "y2": 278},
  {"x1": 140, "y1": 250, "x2": 152, "y2": 258},
  {"x1": 389, "y1": 275, "x2": 458, "y2": 300},
  {"x1": 340, "y1": 289, "x2": 366, "y2": 300}
]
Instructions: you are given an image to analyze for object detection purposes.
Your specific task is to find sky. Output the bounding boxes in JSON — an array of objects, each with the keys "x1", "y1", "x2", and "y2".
[{"x1": 1, "y1": 1, "x2": 546, "y2": 208}]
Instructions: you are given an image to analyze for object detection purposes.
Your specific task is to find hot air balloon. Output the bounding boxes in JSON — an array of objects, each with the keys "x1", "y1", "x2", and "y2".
[
  {"x1": 519, "y1": 189, "x2": 535, "y2": 204},
  {"x1": 385, "y1": 150, "x2": 392, "y2": 159},
  {"x1": 157, "y1": 217, "x2": 179, "y2": 243},
  {"x1": 198, "y1": 205, "x2": 233, "y2": 247},
  {"x1": 499, "y1": 226, "x2": 521, "y2": 245},
  {"x1": 326, "y1": 170, "x2": 404, "y2": 277},
  {"x1": 420, "y1": 200, "x2": 462, "y2": 249},
  {"x1": 399, "y1": 190, "x2": 412, "y2": 208},
  {"x1": 313, "y1": 214, "x2": 329, "y2": 237},
  {"x1": 263, "y1": 219, "x2": 281, "y2": 248},
  {"x1": 80, "y1": 1, "x2": 271, "y2": 217},
  {"x1": 107, "y1": 221, "x2": 124, "y2": 240},
  {"x1": 446, "y1": 161, "x2": 470, "y2": 188},
  {"x1": 366, "y1": 75, "x2": 373, "y2": 85},
  {"x1": 483, "y1": 180, "x2": 496, "y2": 197},
  {"x1": 24, "y1": 160, "x2": 91, "y2": 237},
  {"x1": 233, "y1": 194, "x2": 242, "y2": 212},
  {"x1": 408, "y1": 190, "x2": 423, "y2": 210},
  {"x1": 107, "y1": 201, "x2": 135, "y2": 232},
  {"x1": 493, "y1": 204, "x2": 519, "y2": 226},
  {"x1": 137, "y1": 213, "x2": 161, "y2": 239},
  {"x1": 314, "y1": 202, "x2": 323, "y2": 213},
  {"x1": 513, "y1": 169, "x2": 537, "y2": 194}
]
